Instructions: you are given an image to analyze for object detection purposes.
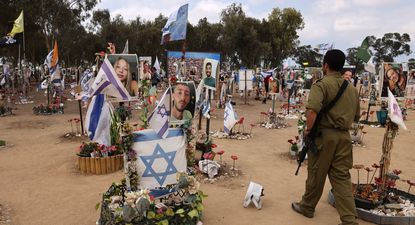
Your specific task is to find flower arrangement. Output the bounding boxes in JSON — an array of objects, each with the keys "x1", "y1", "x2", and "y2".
[
  {"x1": 99, "y1": 173, "x2": 206, "y2": 225},
  {"x1": 77, "y1": 142, "x2": 122, "y2": 158},
  {"x1": 352, "y1": 163, "x2": 408, "y2": 204},
  {"x1": 288, "y1": 136, "x2": 300, "y2": 152},
  {"x1": 32, "y1": 103, "x2": 64, "y2": 115}
]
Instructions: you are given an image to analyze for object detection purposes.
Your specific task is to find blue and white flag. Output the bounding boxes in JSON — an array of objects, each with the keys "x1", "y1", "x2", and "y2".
[
  {"x1": 133, "y1": 128, "x2": 187, "y2": 189},
  {"x1": 89, "y1": 58, "x2": 131, "y2": 101},
  {"x1": 76, "y1": 70, "x2": 94, "y2": 102},
  {"x1": 148, "y1": 88, "x2": 170, "y2": 138},
  {"x1": 202, "y1": 100, "x2": 210, "y2": 119},
  {"x1": 224, "y1": 101, "x2": 238, "y2": 134},
  {"x1": 161, "y1": 4, "x2": 188, "y2": 44},
  {"x1": 85, "y1": 94, "x2": 113, "y2": 146},
  {"x1": 0, "y1": 35, "x2": 17, "y2": 47}
]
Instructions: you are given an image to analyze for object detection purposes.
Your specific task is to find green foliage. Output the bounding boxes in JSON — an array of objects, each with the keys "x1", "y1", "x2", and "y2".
[
  {"x1": 292, "y1": 45, "x2": 323, "y2": 67},
  {"x1": 346, "y1": 47, "x2": 365, "y2": 72},
  {"x1": 2, "y1": 2, "x2": 303, "y2": 70},
  {"x1": 110, "y1": 112, "x2": 121, "y2": 147},
  {"x1": 347, "y1": 33, "x2": 411, "y2": 73}
]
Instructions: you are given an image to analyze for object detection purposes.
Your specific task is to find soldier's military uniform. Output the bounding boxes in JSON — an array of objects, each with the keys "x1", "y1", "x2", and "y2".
[{"x1": 298, "y1": 71, "x2": 360, "y2": 225}]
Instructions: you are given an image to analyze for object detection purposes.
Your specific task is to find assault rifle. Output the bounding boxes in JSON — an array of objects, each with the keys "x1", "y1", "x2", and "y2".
[{"x1": 295, "y1": 80, "x2": 349, "y2": 176}]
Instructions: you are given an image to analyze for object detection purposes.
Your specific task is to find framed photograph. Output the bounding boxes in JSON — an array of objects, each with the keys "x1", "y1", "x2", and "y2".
[
  {"x1": 380, "y1": 63, "x2": 407, "y2": 98},
  {"x1": 167, "y1": 51, "x2": 220, "y2": 83},
  {"x1": 107, "y1": 54, "x2": 139, "y2": 96},
  {"x1": 170, "y1": 81, "x2": 196, "y2": 125}
]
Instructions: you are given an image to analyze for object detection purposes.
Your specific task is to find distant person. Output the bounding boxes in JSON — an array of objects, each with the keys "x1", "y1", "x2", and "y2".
[
  {"x1": 113, "y1": 57, "x2": 138, "y2": 96},
  {"x1": 292, "y1": 49, "x2": 360, "y2": 225},
  {"x1": 203, "y1": 62, "x2": 216, "y2": 88},
  {"x1": 171, "y1": 83, "x2": 192, "y2": 121}
]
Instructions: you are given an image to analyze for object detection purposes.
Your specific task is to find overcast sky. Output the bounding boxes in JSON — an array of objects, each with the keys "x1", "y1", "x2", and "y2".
[{"x1": 96, "y1": 0, "x2": 415, "y2": 60}]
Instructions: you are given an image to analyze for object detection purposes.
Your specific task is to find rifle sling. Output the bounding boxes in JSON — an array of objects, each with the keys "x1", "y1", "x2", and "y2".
[{"x1": 309, "y1": 80, "x2": 349, "y2": 136}]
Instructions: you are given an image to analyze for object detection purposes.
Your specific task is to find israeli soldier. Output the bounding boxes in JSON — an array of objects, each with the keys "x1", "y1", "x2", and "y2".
[{"x1": 292, "y1": 49, "x2": 360, "y2": 225}]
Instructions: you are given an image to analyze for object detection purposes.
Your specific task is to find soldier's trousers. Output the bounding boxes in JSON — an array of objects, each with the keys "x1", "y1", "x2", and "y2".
[{"x1": 300, "y1": 128, "x2": 358, "y2": 225}]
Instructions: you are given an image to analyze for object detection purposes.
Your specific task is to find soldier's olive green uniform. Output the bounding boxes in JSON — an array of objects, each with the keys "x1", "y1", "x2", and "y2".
[{"x1": 300, "y1": 71, "x2": 360, "y2": 225}]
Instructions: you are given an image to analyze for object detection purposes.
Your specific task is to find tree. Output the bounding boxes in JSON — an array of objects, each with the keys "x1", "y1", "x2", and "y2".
[
  {"x1": 292, "y1": 45, "x2": 323, "y2": 67},
  {"x1": 267, "y1": 8, "x2": 304, "y2": 67},
  {"x1": 367, "y1": 33, "x2": 411, "y2": 64},
  {"x1": 346, "y1": 47, "x2": 364, "y2": 72}
]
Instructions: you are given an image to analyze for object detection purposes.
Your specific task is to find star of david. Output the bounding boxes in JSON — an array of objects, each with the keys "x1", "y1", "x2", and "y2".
[
  {"x1": 157, "y1": 104, "x2": 169, "y2": 118},
  {"x1": 140, "y1": 144, "x2": 177, "y2": 186}
]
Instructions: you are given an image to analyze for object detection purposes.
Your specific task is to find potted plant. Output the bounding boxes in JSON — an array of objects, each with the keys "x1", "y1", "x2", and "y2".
[
  {"x1": 77, "y1": 142, "x2": 123, "y2": 175},
  {"x1": 288, "y1": 136, "x2": 299, "y2": 158}
]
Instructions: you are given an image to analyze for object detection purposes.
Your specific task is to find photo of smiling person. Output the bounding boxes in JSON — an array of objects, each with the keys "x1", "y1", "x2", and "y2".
[
  {"x1": 202, "y1": 59, "x2": 218, "y2": 90},
  {"x1": 107, "y1": 54, "x2": 139, "y2": 96},
  {"x1": 381, "y1": 63, "x2": 407, "y2": 98},
  {"x1": 170, "y1": 81, "x2": 196, "y2": 124}
]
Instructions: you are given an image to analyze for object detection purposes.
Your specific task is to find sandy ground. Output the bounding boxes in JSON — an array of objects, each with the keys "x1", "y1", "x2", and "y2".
[{"x1": 1, "y1": 88, "x2": 414, "y2": 225}]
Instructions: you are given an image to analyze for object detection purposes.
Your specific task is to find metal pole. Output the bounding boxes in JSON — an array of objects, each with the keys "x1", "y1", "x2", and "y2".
[
  {"x1": 206, "y1": 89, "x2": 211, "y2": 137},
  {"x1": 198, "y1": 87, "x2": 205, "y2": 130},
  {"x1": 244, "y1": 70, "x2": 247, "y2": 104},
  {"x1": 78, "y1": 100, "x2": 84, "y2": 135}
]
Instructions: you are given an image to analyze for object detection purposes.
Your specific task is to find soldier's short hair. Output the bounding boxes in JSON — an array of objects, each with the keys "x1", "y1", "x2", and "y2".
[{"x1": 323, "y1": 49, "x2": 345, "y2": 72}]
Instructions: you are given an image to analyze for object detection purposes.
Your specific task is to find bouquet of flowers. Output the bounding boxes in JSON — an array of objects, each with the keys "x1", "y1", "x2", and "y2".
[{"x1": 77, "y1": 142, "x2": 122, "y2": 158}]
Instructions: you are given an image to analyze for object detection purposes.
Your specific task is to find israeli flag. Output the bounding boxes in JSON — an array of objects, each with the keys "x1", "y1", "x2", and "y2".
[
  {"x1": 224, "y1": 101, "x2": 238, "y2": 134},
  {"x1": 133, "y1": 128, "x2": 187, "y2": 189},
  {"x1": 89, "y1": 58, "x2": 131, "y2": 101},
  {"x1": 202, "y1": 100, "x2": 210, "y2": 119},
  {"x1": 85, "y1": 94, "x2": 113, "y2": 146},
  {"x1": 39, "y1": 79, "x2": 48, "y2": 90},
  {"x1": 76, "y1": 70, "x2": 94, "y2": 101},
  {"x1": 161, "y1": 4, "x2": 188, "y2": 44},
  {"x1": 148, "y1": 88, "x2": 170, "y2": 138}
]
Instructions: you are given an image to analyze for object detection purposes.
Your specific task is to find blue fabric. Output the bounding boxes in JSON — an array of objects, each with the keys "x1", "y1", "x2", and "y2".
[{"x1": 88, "y1": 94, "x2": 104, "y2": 140}]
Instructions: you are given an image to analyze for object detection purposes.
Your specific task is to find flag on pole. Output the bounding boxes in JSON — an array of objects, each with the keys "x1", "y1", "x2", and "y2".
[
  {"x1": 356, "y1": 37, "x2": 372, "y2": 63},
  {"x1": 224, "y1": 101, "x2": 238, "y2": 134},
  {"x1": 44, "y1": 41, "x2": 60, "y2": 81},
  {"x1": 122, "y1": 40, "x2": 129, "y2": 54},
  {"x1": 0, "y1": 35, "x2": 17, "y2": 47},
  {"x1": 161, "y1": 4, "x2": 188, "y2": 44},
  {"x1": 8, "y1": 10, "x2": 24, "y2": 37},
  {"x1": 76, "y1": 70, "x2": 94, "y2": 101},
  {"x1": 154, "y1": 56, "x2": 161, "y2": 74},
  {"x1": 148, "y1": 88, "x2": 171, "y2": 138},
  {"x1": 85, "y1": 94, "x2": 113, "y2": 146},
  {"x1": 89, "y1": 57, "x2": 131, "y2": 101},
  {"x1": 133, "y1": 128, "x2": 187, "y2": 189},
  {"x1": 202, "y1": 100, "x2": 210, "y2": 119},
  {"x1": 388, "y1": 88, "x2": 407, "y2": 130},
  {"x1": 364, "y1": 56, "x2": 376, "y2": 74}
]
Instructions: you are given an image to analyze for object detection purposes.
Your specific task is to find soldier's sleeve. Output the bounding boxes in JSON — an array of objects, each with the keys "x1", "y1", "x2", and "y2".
[{"x1": 306, "y1": 81, "x2": 325, "y2": 113}]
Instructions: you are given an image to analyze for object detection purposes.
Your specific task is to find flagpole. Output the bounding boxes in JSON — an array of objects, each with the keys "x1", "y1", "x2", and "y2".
[{"x1": 22, "y1": 11, "x2": 25, "y2": 61}]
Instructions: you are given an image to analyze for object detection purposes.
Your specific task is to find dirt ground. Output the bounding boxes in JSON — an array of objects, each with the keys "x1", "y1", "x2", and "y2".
[{"x1": 0, "y1": 88, "x2": 414, "y2": 225}]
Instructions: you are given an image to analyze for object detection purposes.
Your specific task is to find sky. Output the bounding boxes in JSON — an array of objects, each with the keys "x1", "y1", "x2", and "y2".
[{"x1": 95, "y1": 0, "x2": 415, "y2": 61}]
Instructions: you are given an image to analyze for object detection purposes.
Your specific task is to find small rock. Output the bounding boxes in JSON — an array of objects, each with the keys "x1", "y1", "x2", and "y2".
[
  {"x1": 241, "y1": 184, "x2": 245, "y2": 187},
  {"x1": 385, "y1": 203, "x2": 404, "y2": 210}
]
